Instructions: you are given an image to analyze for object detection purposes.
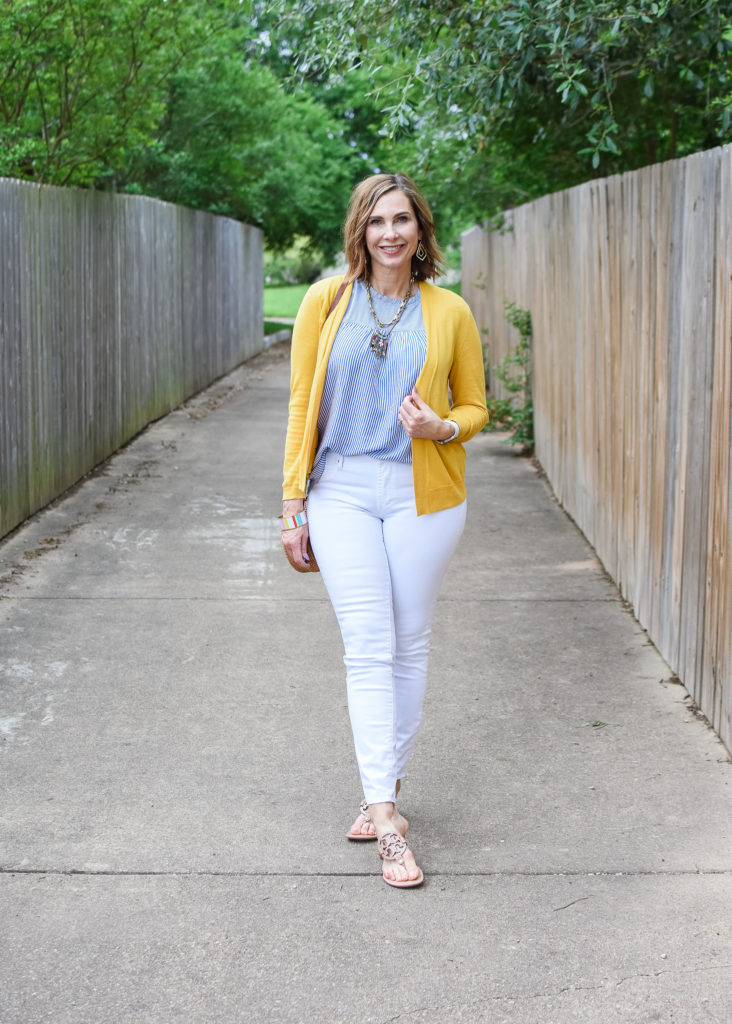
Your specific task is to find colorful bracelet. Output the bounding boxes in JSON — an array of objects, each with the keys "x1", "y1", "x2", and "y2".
[{"x1": 280, "y1": 510, "x2": 308, "y2": 531}]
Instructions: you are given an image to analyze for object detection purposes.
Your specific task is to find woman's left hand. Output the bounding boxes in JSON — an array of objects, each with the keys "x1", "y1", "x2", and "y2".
[{"x1": 398, "y1": 387, "x2": 455, "y2": 442}]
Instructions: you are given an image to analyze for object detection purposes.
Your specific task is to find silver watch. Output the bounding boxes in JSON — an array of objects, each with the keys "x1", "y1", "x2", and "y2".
[{"x1": 437, "y1": 419, "x2": 460, "y2": 444}]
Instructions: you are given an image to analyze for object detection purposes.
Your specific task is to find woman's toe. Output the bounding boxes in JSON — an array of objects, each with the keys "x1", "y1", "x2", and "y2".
[{"x1": 348, "y1": 813, "x2": 368, "y2": 836}]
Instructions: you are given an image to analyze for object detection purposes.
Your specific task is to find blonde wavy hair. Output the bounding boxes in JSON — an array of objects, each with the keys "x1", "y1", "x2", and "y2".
[{"x1": 343, "y1": 173, "x2": 444, "y2": 283}]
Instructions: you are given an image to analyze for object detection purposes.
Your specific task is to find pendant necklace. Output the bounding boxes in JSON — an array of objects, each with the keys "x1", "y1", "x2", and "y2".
[{"x1": 365, "y1": 274, "x2": 415, "y2": 357}]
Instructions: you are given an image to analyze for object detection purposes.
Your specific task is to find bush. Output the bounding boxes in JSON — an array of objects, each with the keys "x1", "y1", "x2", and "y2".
[
  {"x1": 264, "y1": 240, "x2": 324, "y2": 285},
  {"x1": 485, "y1": 302, "x2": 534, "y2": 454}
]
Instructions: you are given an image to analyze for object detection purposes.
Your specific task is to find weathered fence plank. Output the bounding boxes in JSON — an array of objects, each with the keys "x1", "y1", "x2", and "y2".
[
  {"x1": 0, "y1": 180, "x2": 263, "y2": 539},
  {"x1": 463, "y1": 145, "x2": 732, "y2": 753}
]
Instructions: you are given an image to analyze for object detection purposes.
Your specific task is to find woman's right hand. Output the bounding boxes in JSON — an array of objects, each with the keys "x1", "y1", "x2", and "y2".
[{"x1": 281, "y1": 499, "x2": 312, "y2": 570}]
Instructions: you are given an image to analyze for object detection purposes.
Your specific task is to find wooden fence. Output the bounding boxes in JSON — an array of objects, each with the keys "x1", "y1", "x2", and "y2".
[
  {"x1": 0, "y1": 179, "x2": 263, "y2": 539},
  {"x1": 462, "y1": 145, "x2": 732, "y2": 753}
]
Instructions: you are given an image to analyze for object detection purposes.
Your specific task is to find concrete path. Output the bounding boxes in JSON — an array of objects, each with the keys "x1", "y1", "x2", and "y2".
[{"x1": 1, "y1": 343, "x2": 731, "y2": 1024}]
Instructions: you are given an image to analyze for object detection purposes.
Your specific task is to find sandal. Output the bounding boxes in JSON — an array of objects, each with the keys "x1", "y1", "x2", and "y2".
[
  {"x1": 346, "y1": 800, "x2": 377, "y2": 841},
  {"x1": 377, "y1": 831, "x2": 424, "y2": 889}
]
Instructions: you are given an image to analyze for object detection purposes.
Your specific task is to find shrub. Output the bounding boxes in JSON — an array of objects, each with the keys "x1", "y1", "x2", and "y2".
[{"x1": 485, "y1": 302, "x2": 534, "y2": 454}]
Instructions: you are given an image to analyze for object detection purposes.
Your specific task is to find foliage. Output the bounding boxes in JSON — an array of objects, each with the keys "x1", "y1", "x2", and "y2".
[
  {"x1": 485, "y1": 302, "x2": 534, "y2": 453},
  {"x1": 265, "y1": 239, "x2": 330, "y2": 285},
  {"x1": 5, "y1": 2, "x2": 729, "y2": 256},
  {"x1": 0, "y1": 0, "x2": 224, "y2": 186},
  {"x1": 115, "y1": 43, "x2": 354, "y2": 256},
  {"x1": 275, "y1": 0, "x2": 732, "y2": 222},
  {"x1": 0, "y1": 0, "x2": 355, "y2": 253},
  {"x1": 250, "y1": 6, "x2": 475, "y2": 242}
]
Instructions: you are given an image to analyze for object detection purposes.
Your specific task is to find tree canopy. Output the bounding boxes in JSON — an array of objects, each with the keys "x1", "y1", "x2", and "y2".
[
  {"x1": 1, "y1": 0, "x2": 215, "y2": 185},
  {"x1": 2, "y1": 1, "x2": 730, "y2": 252},
  {"x1": 277, "y1": 0, "x2": 732, "y2": 225},
  {"x1": 0, "y1": 0, "x2": 358, "y2": 254}
]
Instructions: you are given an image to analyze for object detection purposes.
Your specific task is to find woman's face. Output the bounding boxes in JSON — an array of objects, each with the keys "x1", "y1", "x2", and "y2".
[{"x1": 364, "y1": 190, "x2": 422, "y2": 277}]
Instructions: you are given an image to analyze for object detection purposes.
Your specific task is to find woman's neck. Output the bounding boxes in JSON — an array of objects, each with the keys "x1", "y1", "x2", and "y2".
[{"x1": 368, "y1": 267, "x2": 415, "y2": 299}]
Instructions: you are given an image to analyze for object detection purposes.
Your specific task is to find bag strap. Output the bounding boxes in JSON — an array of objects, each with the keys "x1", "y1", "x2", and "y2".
[{"x1": 325, "y1": 280, "x2": 348, "y2": 322}]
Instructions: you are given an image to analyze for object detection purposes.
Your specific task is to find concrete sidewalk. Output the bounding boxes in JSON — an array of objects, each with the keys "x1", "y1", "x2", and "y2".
[{"x1": 1, "y1": 343, "x2": 731, "y2": 1024}]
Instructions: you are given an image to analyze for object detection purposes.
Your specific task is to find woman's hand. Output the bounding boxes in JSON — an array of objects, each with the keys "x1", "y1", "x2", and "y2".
[
  {"x1": 398, "y1": 387, "x2": 456, "y2": 441},
  {"x1": 281, "y1": 498, "x2": 312, "y2": 570}
]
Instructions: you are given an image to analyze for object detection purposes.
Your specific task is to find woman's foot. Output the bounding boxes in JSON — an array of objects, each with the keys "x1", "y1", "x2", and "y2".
[
  {"x1": 369, "y1": 802, "x2": 422, "y2": 887},
  {"x1": 346, "y1": 780, "x2": 406, "y2": 841},
  {"x1": 377, "y1": 830, "x2": 423, "y2": 888},
  {"x1": 346, "y1": 802, "x2": 409, "y2": 840}
]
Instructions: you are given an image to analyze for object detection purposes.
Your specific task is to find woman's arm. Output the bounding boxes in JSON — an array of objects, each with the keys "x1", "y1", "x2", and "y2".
[
  {"x1": 416, "y1": 286, "x2": 488, "y2": 443},
  {"x1": 282, "y1": 289, "x2": 322, "y2": 501},
  {"x1": 445, "y1": 304, "x2": 489, "y2": 441}
]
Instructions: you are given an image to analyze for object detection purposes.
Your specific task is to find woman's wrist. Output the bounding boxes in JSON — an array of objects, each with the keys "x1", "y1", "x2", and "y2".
[
  {"x1": 436, "y1": 419, "x2": 460, "y2": 444},
  {"x1": 282, "y1": 498, "x2": 305, "y2": 515},
  {"x1": 280, "y1": 509, "x2": 308, "y2": 531}
]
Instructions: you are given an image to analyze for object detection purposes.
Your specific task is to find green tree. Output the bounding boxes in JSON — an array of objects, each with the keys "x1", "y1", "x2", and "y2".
[
  {"x1": 0, "y1": 0, "x2": 358, "y2": 252},
  {"x1": 275, "y1": 0, "x2": 732, "y2": 218},
  {"x1": 0, "y1": 0, "x2": 233, "y2": 185},
  {"x1": 115, "y1": 42, "x2": 356, "y2": 256}
]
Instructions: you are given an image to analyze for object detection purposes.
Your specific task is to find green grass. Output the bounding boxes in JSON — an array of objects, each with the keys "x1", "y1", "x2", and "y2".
[
  {"x1": 264, "y1": 320, "x2": 292, "y2": 335},
  {"x1": 263, "y1": 284, "x2": 308, "y2": 318}
]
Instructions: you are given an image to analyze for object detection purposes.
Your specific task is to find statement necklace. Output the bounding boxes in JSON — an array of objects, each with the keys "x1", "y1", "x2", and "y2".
[{"x1": 365, "y1": 275, "x2": 415, "y2": 357}]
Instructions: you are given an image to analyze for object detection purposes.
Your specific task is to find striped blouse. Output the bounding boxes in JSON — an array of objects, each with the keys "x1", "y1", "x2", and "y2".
[{"x1": 309, "y1": 279, "x2": 426, "y2": 485}]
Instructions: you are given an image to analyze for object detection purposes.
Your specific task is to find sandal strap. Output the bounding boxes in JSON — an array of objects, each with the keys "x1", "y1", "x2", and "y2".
[
  {"x1": 359, "y1": 800, "x2": 371, "y2": 823},
  {"x1": 377, "y1": 831, "x2": 408, "y2": 865}
]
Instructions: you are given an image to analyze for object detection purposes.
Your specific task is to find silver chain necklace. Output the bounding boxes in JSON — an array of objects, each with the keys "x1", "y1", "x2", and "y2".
[{"x1": 365, "y1": 275, "x2": 415, "y2": 357}]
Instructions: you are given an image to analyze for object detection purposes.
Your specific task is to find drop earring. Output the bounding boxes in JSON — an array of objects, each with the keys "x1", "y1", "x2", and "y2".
[{"x1": 415, "y1": 241, "x2": 427, "y2": 261}]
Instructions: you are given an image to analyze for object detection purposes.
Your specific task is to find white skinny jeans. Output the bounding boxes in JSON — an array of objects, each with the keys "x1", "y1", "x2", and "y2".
[{"x1": 307, "y1": 453, "x2": 466, "y2": 805}]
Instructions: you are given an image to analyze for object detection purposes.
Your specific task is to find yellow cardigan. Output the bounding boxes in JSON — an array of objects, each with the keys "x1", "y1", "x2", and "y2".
[{"x1": 282, "y1": 276, "x2": 488, "y2": 515}]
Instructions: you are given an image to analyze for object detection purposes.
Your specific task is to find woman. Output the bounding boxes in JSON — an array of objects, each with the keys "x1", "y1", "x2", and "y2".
[{"x1": 281, "y1": 173, "x2": 487, "y2": 888}]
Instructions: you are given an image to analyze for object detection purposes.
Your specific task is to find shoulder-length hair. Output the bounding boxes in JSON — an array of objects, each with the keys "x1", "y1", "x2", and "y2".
[{"x1": 343, "y1": 173, "x2": 444, "y2": 283}]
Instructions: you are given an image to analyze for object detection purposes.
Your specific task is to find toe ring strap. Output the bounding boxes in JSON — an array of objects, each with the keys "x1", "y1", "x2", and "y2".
[
  {"x1": 377, "y1": 831, "x2": 408, "y2": 864},
  {"x1": 359, "y1": 799, "x2": 371, "y2": 823}
]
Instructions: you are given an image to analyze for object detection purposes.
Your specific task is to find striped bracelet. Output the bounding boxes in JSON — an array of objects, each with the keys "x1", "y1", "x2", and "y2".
[{"x1": 280, "y1": 510, "x2": 308, "y2": 531}]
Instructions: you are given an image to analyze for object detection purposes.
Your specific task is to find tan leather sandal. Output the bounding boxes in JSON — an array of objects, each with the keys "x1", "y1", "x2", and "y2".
[
  {"x1": 377, "y1": 831, "x2": 424, "y2": 888},
  {"x1": 346, "y1": 800, "x2": 377, "y2": 841}
]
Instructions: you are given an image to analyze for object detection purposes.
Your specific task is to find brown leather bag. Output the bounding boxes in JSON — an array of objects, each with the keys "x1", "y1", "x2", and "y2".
[{"x1": 282, "y1": 536, "x2": 319, "y2": 573}]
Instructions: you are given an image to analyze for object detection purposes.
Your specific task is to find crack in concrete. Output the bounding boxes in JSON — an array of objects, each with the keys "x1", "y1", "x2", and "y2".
[
  {"x1": 1, "y1": 867, "x2": 732, "y2": 878},
  {"x1": 376, "y1": 965, "x2": 732, "y2": 1022},
  {"x1": 615, "y1": 963, "x2": 732, "y2": 986}
]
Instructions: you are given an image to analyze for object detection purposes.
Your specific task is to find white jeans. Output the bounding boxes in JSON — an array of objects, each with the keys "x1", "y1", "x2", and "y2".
[{"x1": 307, "y1": 453, "x2": 466, "y2": 804}]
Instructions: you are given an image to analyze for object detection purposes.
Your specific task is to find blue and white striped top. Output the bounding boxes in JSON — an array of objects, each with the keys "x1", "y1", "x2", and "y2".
[{"x1": 309, "y1": 279, "x2": 426, "y2": 485}]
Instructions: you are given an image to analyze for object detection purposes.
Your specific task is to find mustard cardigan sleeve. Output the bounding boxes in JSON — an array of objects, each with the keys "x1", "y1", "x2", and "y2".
[
  {"x1": 411, "y1": 284, "x2": 489, "y2": 515},
  {"x1": 282, "y1": 277, "x2": 349, "y2": 500},
  {"x1": 444, "y1": 294, "x2": 489, "y2": 442},
  {"x1": 416, "y1": 283, "x2": 488, "y2": 439}
]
